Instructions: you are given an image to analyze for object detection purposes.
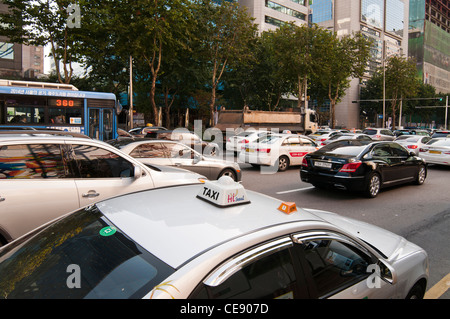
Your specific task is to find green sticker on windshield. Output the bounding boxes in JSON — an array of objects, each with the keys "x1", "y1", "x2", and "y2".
[{"x1": 99, "y1": 226, "x2": 117, "y2": 237}]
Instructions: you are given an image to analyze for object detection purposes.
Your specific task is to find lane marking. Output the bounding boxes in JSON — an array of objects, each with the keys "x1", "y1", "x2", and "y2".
[
  {"x1": 424, "y1": 273, "x2": 450, "y2": 299},
  {"x1": 276, "y1": 186, "x2": 315, "y2": 194}
]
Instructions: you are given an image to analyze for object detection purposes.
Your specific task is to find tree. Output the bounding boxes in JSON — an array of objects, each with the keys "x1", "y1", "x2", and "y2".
[
  {"x1": 383, "y1": 56, "x2": 420, "y2": 129},
  {"x1": 317, "y1": 32, "x2": 372, "y2": 128},
  {"x1": 0, "y1": 0, "x2": 84, "y2": 83},
  {"x1": 272, "y1": 24, "x2": 329, "y2": 110},
  {"x1": 196, "y1": 0, "x2": 257, "y2": 126}
]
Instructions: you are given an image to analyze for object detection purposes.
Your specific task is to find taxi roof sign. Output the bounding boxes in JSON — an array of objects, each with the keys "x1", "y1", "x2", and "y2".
[{"x1": 197, "y1": 176, "x2": 250, "y2": 207}]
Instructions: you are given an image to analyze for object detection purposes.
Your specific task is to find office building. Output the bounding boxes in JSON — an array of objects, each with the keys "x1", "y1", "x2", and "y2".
[
  {"x1": 239, "y1": 0, "x2": 309, "y2": 33},
  {"x1": 239, "y1": 0, "x2": 410, "y2": 129},
  {"x1": 409, "y1": 0, "x2": 449, "y2": 94},
  {"x1": 0, "y1": 2, "x2": 44, "y2": 79}
]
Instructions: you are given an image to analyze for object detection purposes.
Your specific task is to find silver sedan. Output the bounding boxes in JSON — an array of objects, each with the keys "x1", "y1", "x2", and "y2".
[
  {"x1": 108, "y1": 139, "x2": 242, "y2": 181},
  {"x1": 0, "y1": 178, "x2": 428, "y2": 299}
]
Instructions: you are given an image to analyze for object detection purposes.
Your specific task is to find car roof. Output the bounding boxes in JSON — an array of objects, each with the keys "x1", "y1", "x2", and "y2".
[
  {"x1": 0, "y1": 130, "x2": 91, "y2": 139},
  {"x1": 96, "y1": 181, "x2": 325, "y2": 268}
]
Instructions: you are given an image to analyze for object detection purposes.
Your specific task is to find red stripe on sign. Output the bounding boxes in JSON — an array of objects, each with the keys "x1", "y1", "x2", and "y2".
[{"x1": 289, "y1": 152, "x2": 307, "y2": 157}]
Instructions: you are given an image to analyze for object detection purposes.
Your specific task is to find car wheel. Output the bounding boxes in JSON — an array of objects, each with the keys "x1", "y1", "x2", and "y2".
[
  {"x1": 364, "y1": 172, "x2": 381, "y2": 198},
  {"x1": 414, "y1": 165, "x2": 426, "y2": 185},
  {"x1": 405, "y1": 283, "x2": 425, "y2": 299},
  {"x1": 276, "y1": 156, "x2": 290, "y2": 172},
  {"x1": 218, "y1": 168, "x2": 237, "y2": 181}
]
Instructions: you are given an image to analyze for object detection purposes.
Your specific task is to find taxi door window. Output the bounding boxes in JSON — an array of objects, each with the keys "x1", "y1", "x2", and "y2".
[
  {"x1": 299, "y1": 239, "x2": 371, "y2": 298},
  {"x1": 192, "y1": 248, "x2": 302, "y2": 299},
  {"x1": 0, "y1": 144, "x2": 68, "y2": 179},
  {"x1": 71, "y1": 144, "x2": 134, "y2": 178},
  {"x1": 130, "y1": 143, "x2": 166, "y2": 158},
  {"x1": 300, "y1": 138, "x2": 314, "y2": 146}
]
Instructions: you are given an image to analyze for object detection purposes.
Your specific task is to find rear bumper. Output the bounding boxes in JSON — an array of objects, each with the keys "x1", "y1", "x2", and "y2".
[{"x1": 300, "y1": 169, "x2": 366, "y2": 191}]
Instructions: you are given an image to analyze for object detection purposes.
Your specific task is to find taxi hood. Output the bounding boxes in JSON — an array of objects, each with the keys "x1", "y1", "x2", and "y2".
[{"x1": 302, "y1": 208, "x2": 405, "y2": 260}]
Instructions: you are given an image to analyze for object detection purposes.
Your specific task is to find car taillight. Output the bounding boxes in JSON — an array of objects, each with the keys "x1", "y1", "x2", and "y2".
[
  {"x1": 407, "y1": 145, "x2": 418, "y2": 149},
  {"x1": 375, "y1": 135, "x2": 381, "y2": 138},
  {"x1": 339, "y1": 161, "x2": 362, "y2": 173},
  {"x1": 257, "y1": 148, "x2": 271, "y2": 153},
  {"x1": 419, "y1": 148, "x2": 427, "y2": 152},
  {"x1": 302, "y1": 157, "x2": 308, "y2": 167},
  {"x1": 239, "y1": 139, "x2": 250, "y2": 143},
  {"x1": 320, "y1": 138, "x2": 327, "y2": 141}
]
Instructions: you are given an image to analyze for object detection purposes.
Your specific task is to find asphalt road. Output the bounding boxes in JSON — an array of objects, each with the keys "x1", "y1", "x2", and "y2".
[{"x1": 236, "y1": 158, "x2": 450, "y2": 299}]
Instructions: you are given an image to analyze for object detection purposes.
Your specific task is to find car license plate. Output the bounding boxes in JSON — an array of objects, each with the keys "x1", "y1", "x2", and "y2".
[
  {"x1": 429, "y1": 150, "x2": 441, "y2": 154},
  {"x1": 314, "y1": 161, "x2": 332, "y2": 168},
  {"x1": 246, "y1": 148, "x2": 254, "y2": 153}
]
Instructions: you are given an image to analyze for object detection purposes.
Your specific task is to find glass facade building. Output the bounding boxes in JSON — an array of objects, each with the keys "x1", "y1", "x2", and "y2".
[
  {"x1": 311, "y1": 0, "x2": 333, "y2": 24},
  {"x1": 408, "y1": 0, "x2": 449, "y2": 94}
]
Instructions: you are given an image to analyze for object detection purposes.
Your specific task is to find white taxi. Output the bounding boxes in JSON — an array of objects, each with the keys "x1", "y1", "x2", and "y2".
[
  {"x1": 238, "y1": 133, "x2": 318, "y2": 171},
  {"x1": 0, "y1": 177, "x2": 428, "y2": 299}
]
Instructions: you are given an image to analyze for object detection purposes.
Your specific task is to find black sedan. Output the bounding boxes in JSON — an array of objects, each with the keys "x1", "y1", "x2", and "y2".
[{"x1": 300, "y1": 140, "x2": 427, "y2": 198}]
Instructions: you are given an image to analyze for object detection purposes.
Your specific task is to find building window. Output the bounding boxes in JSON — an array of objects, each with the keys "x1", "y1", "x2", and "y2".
[
  {"x1": 265, "y1": 1, "x2": 306, "y2": 21},
  {"x1": 265, "y1": 15, "x2": 287, "y2": 28},
  {"x1": 0, "y1": 42, "x2": 14, "y2": 60},
  {"x1": 361, "y1": 0, "x2": 384, "y2": 29},
  {"x1": 386, "y1": 0, "x2": 405, "y2": 37},
  {"x1": 311, "y1": 0, "x2": 333, "y2": 23}
]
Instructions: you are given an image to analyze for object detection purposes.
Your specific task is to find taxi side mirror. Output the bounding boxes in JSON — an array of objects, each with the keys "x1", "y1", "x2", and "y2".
[
  {"x1": 377, "y1": 259, "x2": 397, "y2": 285},
  {"x1": 134, "y1": 165, "x2": 143, "y2": 179}
]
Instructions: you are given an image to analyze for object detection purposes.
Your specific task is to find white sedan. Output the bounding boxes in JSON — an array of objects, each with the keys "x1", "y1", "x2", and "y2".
[
  {"x1": 238, "y1": 133, "x2": 318, "y2": 171},
  {"x1": 419, "y1": 138, "x2": 450, "y2": 165},
  {"x1": 395, "y1": 135, "x2": 432, "y2": 155},
  {"x1": 226, "y1": 130, "x2": 270, "y2": 153}
]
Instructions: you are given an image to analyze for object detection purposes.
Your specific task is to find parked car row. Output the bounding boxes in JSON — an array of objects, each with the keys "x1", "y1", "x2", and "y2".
[{"x1": 0, "y1": 127, "x2": 434, "y2": 300}]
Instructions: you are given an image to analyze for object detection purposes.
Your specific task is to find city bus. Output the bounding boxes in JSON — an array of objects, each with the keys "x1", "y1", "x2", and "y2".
[{"x1": 0, "y1": 80, "x2": 119, "y2": 141}]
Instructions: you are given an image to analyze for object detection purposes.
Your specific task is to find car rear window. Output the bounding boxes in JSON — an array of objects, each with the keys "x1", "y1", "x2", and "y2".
[
  {"x1": 0, "y1": 206, "x2": 174, "y2": 299},
  {"x1": 363, "y1": 129, "x2": 376, "y2": 135},
  {"x1": 427, "y1": 138, "x2": 450, "y2": 147}
]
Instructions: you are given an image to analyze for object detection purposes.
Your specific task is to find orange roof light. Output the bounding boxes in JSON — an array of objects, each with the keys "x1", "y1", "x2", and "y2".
[{"x1": 278, "y1": 202, "x2": 297, "y2": 215}]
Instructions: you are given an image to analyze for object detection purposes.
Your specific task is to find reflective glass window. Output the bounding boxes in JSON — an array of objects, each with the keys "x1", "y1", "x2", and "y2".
[
  {"x1": 72, "y1": 144, "x2": 134, "y2": 178},
  {"x1": 386, "y1": 0, "x2": 405, "y2": 37},
  {"x1": 361, "y1": 0, "x2": 384, "y2": 29},
  {"x1": 0, "y1": 206, "x2": 174, "y2": 299},
  {"x1": 301, "y1": 239, "x2": 371, "y2": 298},
  {"x1": 311, "y1": 0, "x2": 333, "y2": 23},
  {"x1": 193, "y1": 247, "x2": 299, "y2": 299},
  {"x1": 0, "y1": 144, "x2": 68, "y2": 179},
  {"x1": 130, "y1": 143, "x2": 167, "y2": 158}
]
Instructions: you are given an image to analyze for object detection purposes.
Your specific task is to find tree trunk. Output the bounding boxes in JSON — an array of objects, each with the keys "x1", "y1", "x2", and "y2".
[{"x1": 209, "y1": 82, "x2": 216, "y2": 127}]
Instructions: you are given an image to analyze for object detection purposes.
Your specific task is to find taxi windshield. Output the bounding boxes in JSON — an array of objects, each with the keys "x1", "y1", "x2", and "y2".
[{"x1": 0, "y1": 206, "x2": 174, "y2": 299}]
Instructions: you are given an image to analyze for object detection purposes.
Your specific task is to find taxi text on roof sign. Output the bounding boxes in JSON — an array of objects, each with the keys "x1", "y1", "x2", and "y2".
[{"x1": 196, "y1": 176, "x2": 250, "y2": 207}]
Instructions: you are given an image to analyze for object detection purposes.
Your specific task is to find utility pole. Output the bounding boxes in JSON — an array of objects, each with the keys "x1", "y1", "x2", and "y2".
[
  {"x1": 129, "y1": 55, "x2": 133, "y2": 130},
  {"x1": 445, "y1": 96, "x2": 448, "y2": 130}
]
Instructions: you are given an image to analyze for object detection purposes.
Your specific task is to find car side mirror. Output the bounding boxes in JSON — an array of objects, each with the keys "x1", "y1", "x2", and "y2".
[
  {"x1": 134, "y1": 165, "x2": 143, "y2": 179},
  {"x1": 409, "y1": 151, "x2": 416, "y2": 157},
  {"x1": 377, "y1": 259, "x2": 397, "y2": 285},
  {"x1": 193, "y1": 154, "x2": 202, "y2": 164}
]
